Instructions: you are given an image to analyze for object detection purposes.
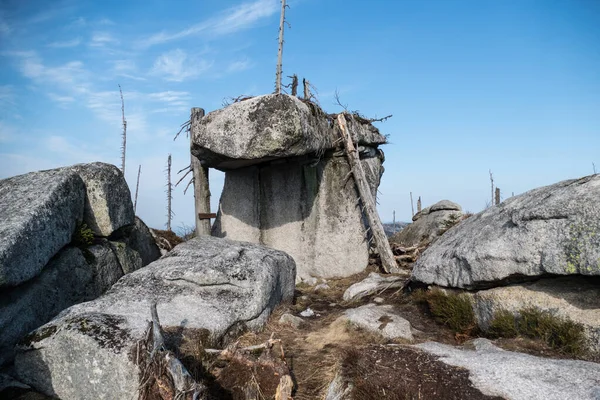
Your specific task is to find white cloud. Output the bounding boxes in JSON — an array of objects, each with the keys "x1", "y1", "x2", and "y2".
[
  {"x1": 150, "y1": 49, "x2": 212, "y2": 82},
  {"x1": 0, "y1": 85, "x2": 15, "y2": 108},
  {"x1": 47, "y1": 92, "x2": 75, "y2": 106},
  {"x1": 90, "y1": 31, "x2": 119, "y2": 47},
  {"x1": 48, "y1": 38, "x2": 82, "y2": 48},
  {"x1": 227, "y1": 59, "x2": 252, "y2": 73},
  {"x1": 140, "y1": 0, "x2": 278, "y2": 47}
]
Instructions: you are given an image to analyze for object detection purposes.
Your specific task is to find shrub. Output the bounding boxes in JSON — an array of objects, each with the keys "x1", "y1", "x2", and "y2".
[
  {"x1": 486, "y1": 307, "x2": 587, "y2": 356},
  {"x1": 415, "y1": 288, "x2": 476, "y2": 333},
  {"x1": 487, "y1": 310, "x2": 518, "y2": 338},
  {"x1": 517, "y1": 307, "x2": 586, "y2": 356}
]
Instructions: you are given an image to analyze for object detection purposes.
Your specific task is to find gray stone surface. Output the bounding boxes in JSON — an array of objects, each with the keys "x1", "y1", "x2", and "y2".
[
  {"x1": 213, "y1": 153, "x2": 383, "y2": 281},
  {"x1": 342, "y1": 304, "x2": 414, "y2": 341},
  {"x1": 86, "y1": 244, "x2": 125, "y2": 296},
  {"x1": 0, "y1": 241, "x2": 138, "y2": 367},
  {"x1": 391, "y1": 200, "x2": 462, "y2": 247},
  {"x1": 15, "y1": 236, "x2": 296, "y2": 399},
  {"x1": 68, "y1": 162, "x2": 134, "y2": 237},
  {"x1": 343, "y1": 272, "x2": 408, "y2": 301},
  {"x1": 192, "y1": 94, "x2": 386, "y2": 170},
  {"x1": 0, "y1": 169, "x2": 85, "y2": 288},
  {"x1": 123, "y1": 216, "x2": 161, "y2": 267},
  {"x1": 108, "y1": 241, "x2": 142, "y2": 275},
  {"x1": 469, "y1": 276, "x2": 600, "y2": 352},
  {"x1": 412, "y1": 175, "x2": 600, "y2": 289},
  {"x1": 0, "y1": 247, "x2": 91, "y2": 367},
  {"x1": 414, "y1": 339, "x2": 600, "y2": 400},
  {"x1": 279, "y1": 313, "x2": 304, "y2": 329}
]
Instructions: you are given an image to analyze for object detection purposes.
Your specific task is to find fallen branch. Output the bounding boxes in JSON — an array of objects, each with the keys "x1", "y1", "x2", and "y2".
[
  {"x1": 337, "y1": 113, "x2": 398, "y2": 274},
  {"x1": 138, "y1": 303, "x2": 208, "y2": 400}
]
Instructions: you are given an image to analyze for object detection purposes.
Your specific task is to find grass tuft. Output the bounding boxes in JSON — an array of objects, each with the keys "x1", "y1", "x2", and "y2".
[
  {"x1": 412, "y1": 288, "x2": 476, "y2": 333},
  {"x1": 487, "y1": 309, "x2": 519, "y2": 338}
]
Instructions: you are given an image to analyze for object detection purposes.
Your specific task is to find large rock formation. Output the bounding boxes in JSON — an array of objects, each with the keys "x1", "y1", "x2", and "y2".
[
  {"x1": 0, "y1": 163, "x2": 160, "y2": 367},
  {"x1": 15, "y1": 236, "x2": 296, "y2": 400},
  {"x1": 0, "y1": 168, "x2": 86, "y2": 288},
  {"x1": 391, "y1": 200, "x2": 462, "y2": 247},
  {"x1": 412, "y1": 175, "x2": 600, "y2": 289},
  {"x1": 193, "y1": 94, "x2": 387, "y2": 281}
]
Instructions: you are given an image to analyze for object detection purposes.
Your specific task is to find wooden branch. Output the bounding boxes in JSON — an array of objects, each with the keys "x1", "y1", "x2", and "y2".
[
  {"x1": 337, "y1": 113, "x2": 398, "y2": 274},
  {"x1": 275, "y1": 375, "x2": 293, "y2": 400},
  {"x1": 175, "y1": 168, "x2": 192, "y2": 187},
  {"x1": 143, "y1": 302, "x2": 207, "y2": 400}
]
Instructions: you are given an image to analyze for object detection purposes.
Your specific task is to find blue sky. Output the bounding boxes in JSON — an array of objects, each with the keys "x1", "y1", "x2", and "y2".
[{"x1": 1, "y1": 0, "x2": 598, "y2": 231}]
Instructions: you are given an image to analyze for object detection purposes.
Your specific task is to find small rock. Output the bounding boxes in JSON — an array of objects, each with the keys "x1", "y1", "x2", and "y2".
[
  {"x1": 343, "y1": 272, "x2": 407, "y2": 301},
  {"x1": 314, "y1": 283, "x2": 331, "y2": 291},
  {"x1": 279, "y1": 313, "x2": 304, "y2": 329},
  {"x1": 373, "y1": 297, "x2": 385, "y2": 304},
  {"x1": 300, "y1": 308, "x2": 315, "y2": 317},
  {"x1": 342, "y1": 304, "x2": 413, "y2": 341},
  {"x1": 303, "y1": 276, "x2": 318, "y2": 286}
]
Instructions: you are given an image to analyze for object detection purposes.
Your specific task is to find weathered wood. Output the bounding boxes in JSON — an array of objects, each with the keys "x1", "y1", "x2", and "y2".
[
  {"x1": 144, "y1": 302, "x2": 207, "y2": 399},
  {"x1": 198, "y1": 213, "x2": 217, "y2": 220},
  {"x1": 275, "y1": 375, "x2": 294, "y2": 400},
  {"x1": 275, "y1": 0, "x2": 286, "y2": 94},
  {"x1": 336, "y1": 113, "x2": 397, "y2": 274},
  {"x1": 191, "y1": 108, "x2": 211, "y2": 236}
]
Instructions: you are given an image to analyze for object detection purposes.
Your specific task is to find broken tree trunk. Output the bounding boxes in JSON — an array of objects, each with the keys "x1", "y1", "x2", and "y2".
[
  {"x1": 191, "y1": 108, "x2": 211, "y2": 236},
  {"x1": 336, "y1": 113, "x2": 397, "y2": 274},
  {"x1": 138, "y1": 302, "x2": 207, "y2": 400}
]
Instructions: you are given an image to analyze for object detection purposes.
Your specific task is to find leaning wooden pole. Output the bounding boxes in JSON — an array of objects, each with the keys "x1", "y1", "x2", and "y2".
[
  {"x1": 190, "y1": 108, "x2": 211, "y2": 236},
  {"x1": 336, "y1": 113, "x2": 397, "y2": 274},
  {"x1": 133, "y1": 165, "x2": 141, "y2": 214}
]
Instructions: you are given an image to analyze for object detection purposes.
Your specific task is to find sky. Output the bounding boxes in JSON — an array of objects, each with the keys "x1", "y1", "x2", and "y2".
[{"x1": 1, "y1": 0, "x2": 599, "y2": 232}]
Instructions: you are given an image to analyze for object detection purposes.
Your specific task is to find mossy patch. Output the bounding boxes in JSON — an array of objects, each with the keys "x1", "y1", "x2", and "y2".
[
  {"x1": 72, "y1": 222, "x2": 94, "y2": 248},
  {"x1": 20, "y1": 325, "x2": 58, "y2": 347},
  {"x1": 66, "y1": 313, "x2": 132, "y2": 352},
  {"x1": 564, "y1": 217, "x2": 600, "y2": 274}
]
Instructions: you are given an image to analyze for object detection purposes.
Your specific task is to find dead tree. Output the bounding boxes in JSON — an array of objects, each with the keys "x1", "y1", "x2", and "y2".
[
  {"x1": 287, "y1": 74, "x2": 298, "y2": 96},
  {"x1": 417, "y1": 196, "x2": 422, "y2": 213},
  {"x1": 337, "y1": 113, "x2": 397, "y2": 274},
  {"x1": 489, "y1": 170, "x2": 494, "y2": 207},
  {"x1": 134, "y1": 165, "x2": 141, "y2": 213},
  {"x1": 166, "y1": 154, "x2": 173, "y2": 231},
  {"x1": 495, "y1": 187, "x2": 501, "y2": 206},
  {"x1": 275, "y1": 0, "x2": 287, "y2": 94},
  {"x1": 119, "y1": 84, "x2": 127, "y2": 175},
  {"x1": 190, "y1": 108, "x2": 211, "y2": 236},
  {"x1": 410, "y1": 192, "x2": 414, "y2": 217}
]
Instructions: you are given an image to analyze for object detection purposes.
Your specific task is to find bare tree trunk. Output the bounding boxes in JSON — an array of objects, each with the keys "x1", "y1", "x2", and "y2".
[
  {"x1": 303, "y1": 78, "x2": 310, "y2": 100},
  {"x1": 190, "y1": 108, "x2": 211, "y2": 236},
  {"x1": 337, "y1": 114, "x2": 397, "y2": 274},
  {"x1": 410, "y1": 192, "x2": 414, "y2": 217},
  {"x1": 417, "y1": 196, "x2": 422, "y2": 213},
  {"x1": 495, "y1": 187, "x2": 500, "y2": 206},
  {"x1": 166, "y1": 154, "x2": 173, "y2": 231},
  {"x1": 134, "y1": 165, "x2": 141, "y2": 214},
  {"x1": 119, "y1": 84, "x2": 127, "y2": 175},
  {"x1": 489, "y1": 170, "x2": 494, "y2": 207},
  {"x1": 275, "y1": 0, "x2": 286, "y2": 94}
]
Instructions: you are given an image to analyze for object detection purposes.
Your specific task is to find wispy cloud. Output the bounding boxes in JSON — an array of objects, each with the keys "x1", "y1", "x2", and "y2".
[
  {"x1": 227, "y1": 59, "x2": 252, "y2": 73},
  {"x1": 90, "y1": 31, "x2": 119, "y2": 47},
  {"x1": 150, "y1": 49, "x2": 212, "y2": 82},
  {"x1": 47, "y1": 38, "x2": 82, "y2": 48},
  {"x1": 0, "y1": 85, "x2": 16, "y2": 108},
  {"x1": 47, "y1": 92, "x2": 75, "y2": 106},
  {"x1": 140, "y1": 0, "x2": 278, "y2": 47}
]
